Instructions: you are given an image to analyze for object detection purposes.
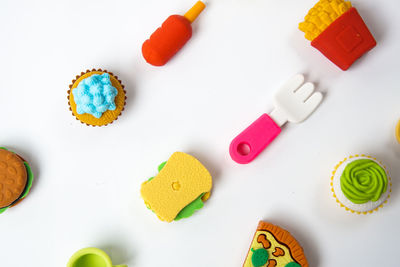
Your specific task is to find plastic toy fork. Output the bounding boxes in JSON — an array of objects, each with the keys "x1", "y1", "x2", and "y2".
[{"x1": 229, "y1": 74, "x2": 323, "y2": 164}]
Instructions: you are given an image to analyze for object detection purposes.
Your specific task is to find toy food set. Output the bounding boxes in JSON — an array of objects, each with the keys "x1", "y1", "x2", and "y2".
[
  {"x1": 299, "y1": 0, "x2": 376, "y2": 70},
  {"x1": 142, "y1": 1, "x2": 206, "y2": 66},
  {"x1": 140, "y1": 152, "x2": 212, "y2": 222},
  {"x1": 230, "y1": 74, "x2": 323, "y2": 164},
  {"x1": 0, "y1": 147, "x2": 34, "y2": 214},
  {"x1": 0, "y1": 0, "x2": 392, "y2": 265},
  {"x1": 330, "y1": 155, "x2": 391, "y2": 214},
  {"x1": 243, "y1": 221, "x2": 308, "y2": 267},
  {"x1": 67, "y1": 247, "x2": 127, "y2": 267},
  {"x1": 396, "y1": 120, "x2": 400, "y2": 144},
  {"x1": 68, "y1": 69, "x2": 127, "y2": 127}
]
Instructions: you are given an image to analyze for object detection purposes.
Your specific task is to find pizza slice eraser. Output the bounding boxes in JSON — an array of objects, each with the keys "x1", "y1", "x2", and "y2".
[
  {"x1": 229, "y1": 74, "x2": 323, "y2": 164},
  {"x1": 142, "y1": 1, "x2": 205, "y2": 66},
  {"x1": 243, "y1": 221, "x2": 309, "y2": 267},
  {"x1": 140, "y1": 152, "x2": 212, "y2": 222},
  {"x1": 299, "y1": 0, "x2": 376, "y2": 70}
]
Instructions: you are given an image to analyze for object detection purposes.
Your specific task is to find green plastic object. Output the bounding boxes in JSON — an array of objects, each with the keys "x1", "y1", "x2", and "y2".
[
  {"x1": 340, "y1": 159, "x2": 388, "y2": 204},
  {"x1": 20, "y1": 162, "x2": 34, "y2": 199},
  {"x1": 285, "y1": 262, "x2": 301, "y2": 267},
  {"x1": 0, "y1": 148, "x2": 34, "y2": 214},
  {"x1": 157, "y1": 161, "x2": 167, "y2": 172},
  {"x1": 67, "y1": 247, "x2": 127, "y2": 267},
  {"x1": 251, "y1": 248, "x2": 269, "y2": 267},
  {"x1": 0, "y1": 206, "x2": 7, "y2": 214},
  {"x1": 174, "y1": 193, "x2": 205, "y2": 220}
]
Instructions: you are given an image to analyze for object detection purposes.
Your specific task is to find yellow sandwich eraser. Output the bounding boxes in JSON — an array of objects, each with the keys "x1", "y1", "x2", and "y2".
[{"x1": 140, "y1": 152, "x2": 212, "y2": 222}]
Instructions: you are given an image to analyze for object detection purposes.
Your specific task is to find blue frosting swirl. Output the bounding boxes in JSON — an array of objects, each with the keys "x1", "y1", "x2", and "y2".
[{"x1": 72, "y1": 73, "x2": 118, "y2": 118}]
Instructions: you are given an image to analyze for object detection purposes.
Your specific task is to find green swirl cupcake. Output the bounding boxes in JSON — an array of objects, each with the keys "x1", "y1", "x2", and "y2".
[{"x1": 330, "y1": 155, "x2": 392, "y2": 214}]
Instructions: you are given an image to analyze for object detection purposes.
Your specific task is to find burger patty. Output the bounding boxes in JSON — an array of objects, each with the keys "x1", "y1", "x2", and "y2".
[{"x1": 0, "y1": 149, "x2": 28, "y2": 208}]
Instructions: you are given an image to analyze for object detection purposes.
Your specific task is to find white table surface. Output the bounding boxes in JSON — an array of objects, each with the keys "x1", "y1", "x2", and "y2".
[{"x1": 1, "y1": 0, "x2": 400, "y2": 266}]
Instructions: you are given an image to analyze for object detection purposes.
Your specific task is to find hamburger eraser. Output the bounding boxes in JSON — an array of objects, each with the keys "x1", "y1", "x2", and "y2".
[
  {"x1": 299, "y1": 0, "x2": 376, "y2": 70},
  {"x1": 142, "y1": 1, "x2": 206, "y2": 66},
  {"x1": 243, "y1": 221, "x2": 309, "y2": 267},
  {"x1": 140, "y1": 152, "x2": 212, "y2": 222},
  {"x1": 0, "y1": 147, "x2": 34, "y2": 214}
]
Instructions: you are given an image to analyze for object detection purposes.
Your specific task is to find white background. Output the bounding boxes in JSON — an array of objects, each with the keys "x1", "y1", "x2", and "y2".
[{"x1": 1, "y1": 0, "x2": 399, "y2": 266}]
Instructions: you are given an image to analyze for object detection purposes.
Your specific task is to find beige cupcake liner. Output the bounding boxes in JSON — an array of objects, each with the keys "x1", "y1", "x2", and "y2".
[
  {"x1": 330, "y1": 154, "x2": 392, "y2": 215},
  {"x1": 67, "y1": 68, "x2": 127, "y2": 127}
]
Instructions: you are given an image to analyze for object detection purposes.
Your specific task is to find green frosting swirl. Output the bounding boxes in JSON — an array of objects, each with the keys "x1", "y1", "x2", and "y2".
[{"x1": 340, "y1": 159, "x2": 388, "y2": 204}]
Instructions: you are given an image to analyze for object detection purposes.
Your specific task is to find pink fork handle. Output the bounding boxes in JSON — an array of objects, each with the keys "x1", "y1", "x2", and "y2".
[{"x1": 229, "y1": 114, "x2": 281, "y2": 164}]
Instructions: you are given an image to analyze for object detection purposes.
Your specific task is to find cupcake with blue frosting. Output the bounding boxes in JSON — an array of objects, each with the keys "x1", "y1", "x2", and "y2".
[
  {"x1": 68, "y1": 69, "x2": 126, "y2": 126},
  {"x1": 330, "y1": 154, "x2": 392, "y2": 214}
]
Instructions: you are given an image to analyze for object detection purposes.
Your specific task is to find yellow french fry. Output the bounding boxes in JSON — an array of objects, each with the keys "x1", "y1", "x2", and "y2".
[{"x1": 299, "y1": 0, "x2": 352, "y2": 41}]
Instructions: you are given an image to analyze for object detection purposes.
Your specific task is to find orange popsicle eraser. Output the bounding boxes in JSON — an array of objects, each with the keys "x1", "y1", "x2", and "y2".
[{"x1": 142, "y1": 1, "x2": 205, "y2": 66}]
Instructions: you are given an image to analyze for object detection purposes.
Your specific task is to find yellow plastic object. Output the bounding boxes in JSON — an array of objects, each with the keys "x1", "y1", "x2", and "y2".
[
  {"x1": 201, "y1": 191, "x2": 211, "y2": 201},
  {"x1": 67, "y1": 247, "x2": 127, "y2": 267},
  {"x1": 396, "y1": 120, "x2": 400, "y2": 144},
  {"x1": 141, "y1": 152, "x2": 212, "y2": 222},
  {"x1": 299, "y1": 0, "x2": 352, "y2": 41},
  {"x1": 184, "y1": 1, "x2": 206, "y2": 23}
]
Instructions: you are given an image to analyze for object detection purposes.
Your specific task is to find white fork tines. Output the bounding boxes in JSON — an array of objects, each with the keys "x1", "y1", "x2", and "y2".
[{"x1": 270, "y1": 74, "x2": 323, "y2": 126}]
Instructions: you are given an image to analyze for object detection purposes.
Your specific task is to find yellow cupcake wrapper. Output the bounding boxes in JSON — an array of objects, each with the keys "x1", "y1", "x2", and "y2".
[
  {"x1": 330, "y1": 154, "x2": 392, "y2": 215},
  {"x1": 396, "y1": 120, "x2": 400, "y2": 144},
  {"x1": 67, "y1": 69, "x2": 127, "y2": 127}
]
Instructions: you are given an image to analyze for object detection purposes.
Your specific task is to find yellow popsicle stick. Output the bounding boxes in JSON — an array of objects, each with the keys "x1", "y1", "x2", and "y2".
[{"x1": 184, "y1": 1, "x2": 206, "y2": 23}]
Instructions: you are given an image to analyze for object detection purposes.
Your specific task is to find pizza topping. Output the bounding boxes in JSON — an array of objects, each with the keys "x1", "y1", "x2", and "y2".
[
  {"x1": 272, "y1": 247, "x2": 285, "y2": 257},
  {"x1": 266, "y1": 259, "x2": 277, "y2": 267},
  {"x1": 257, "y1": 234, "x2": 271, "y2": 249},
  {"x1": 251, "y1": 248, "x2": 269, "y2": 267}
]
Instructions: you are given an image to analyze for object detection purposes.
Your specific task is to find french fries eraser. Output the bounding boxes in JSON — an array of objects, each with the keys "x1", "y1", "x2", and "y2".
[{"x1": 299, "y1": 0, "x2": 376, "y2": 70}]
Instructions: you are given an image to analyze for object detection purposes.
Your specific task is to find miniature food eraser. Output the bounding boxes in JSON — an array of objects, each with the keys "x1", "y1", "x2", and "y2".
[
  {"x1": 140, "y1": 152, "x2": 212, "y2": 222},
  {"x1": 67, "y1": 247, "x2": 127, "y2": 267},
  {"x1": 68, "y1": 69, "x2": 127, "y2": 127},
  {"x1": 0, "y1": 147, "x2": 34, "y2": 214},
  {"x1": 142, "y1": 1, "x2": 206, "y2": 66},
  {"x1": 299, "y1": 0, "x2": 376, "y2": 70},
  {"x1": 243, "y1": 221, "x2": 309, "y2": 267},
  {"x1": 330, "y1": 155, "x2": 391, "y2": 214}
]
